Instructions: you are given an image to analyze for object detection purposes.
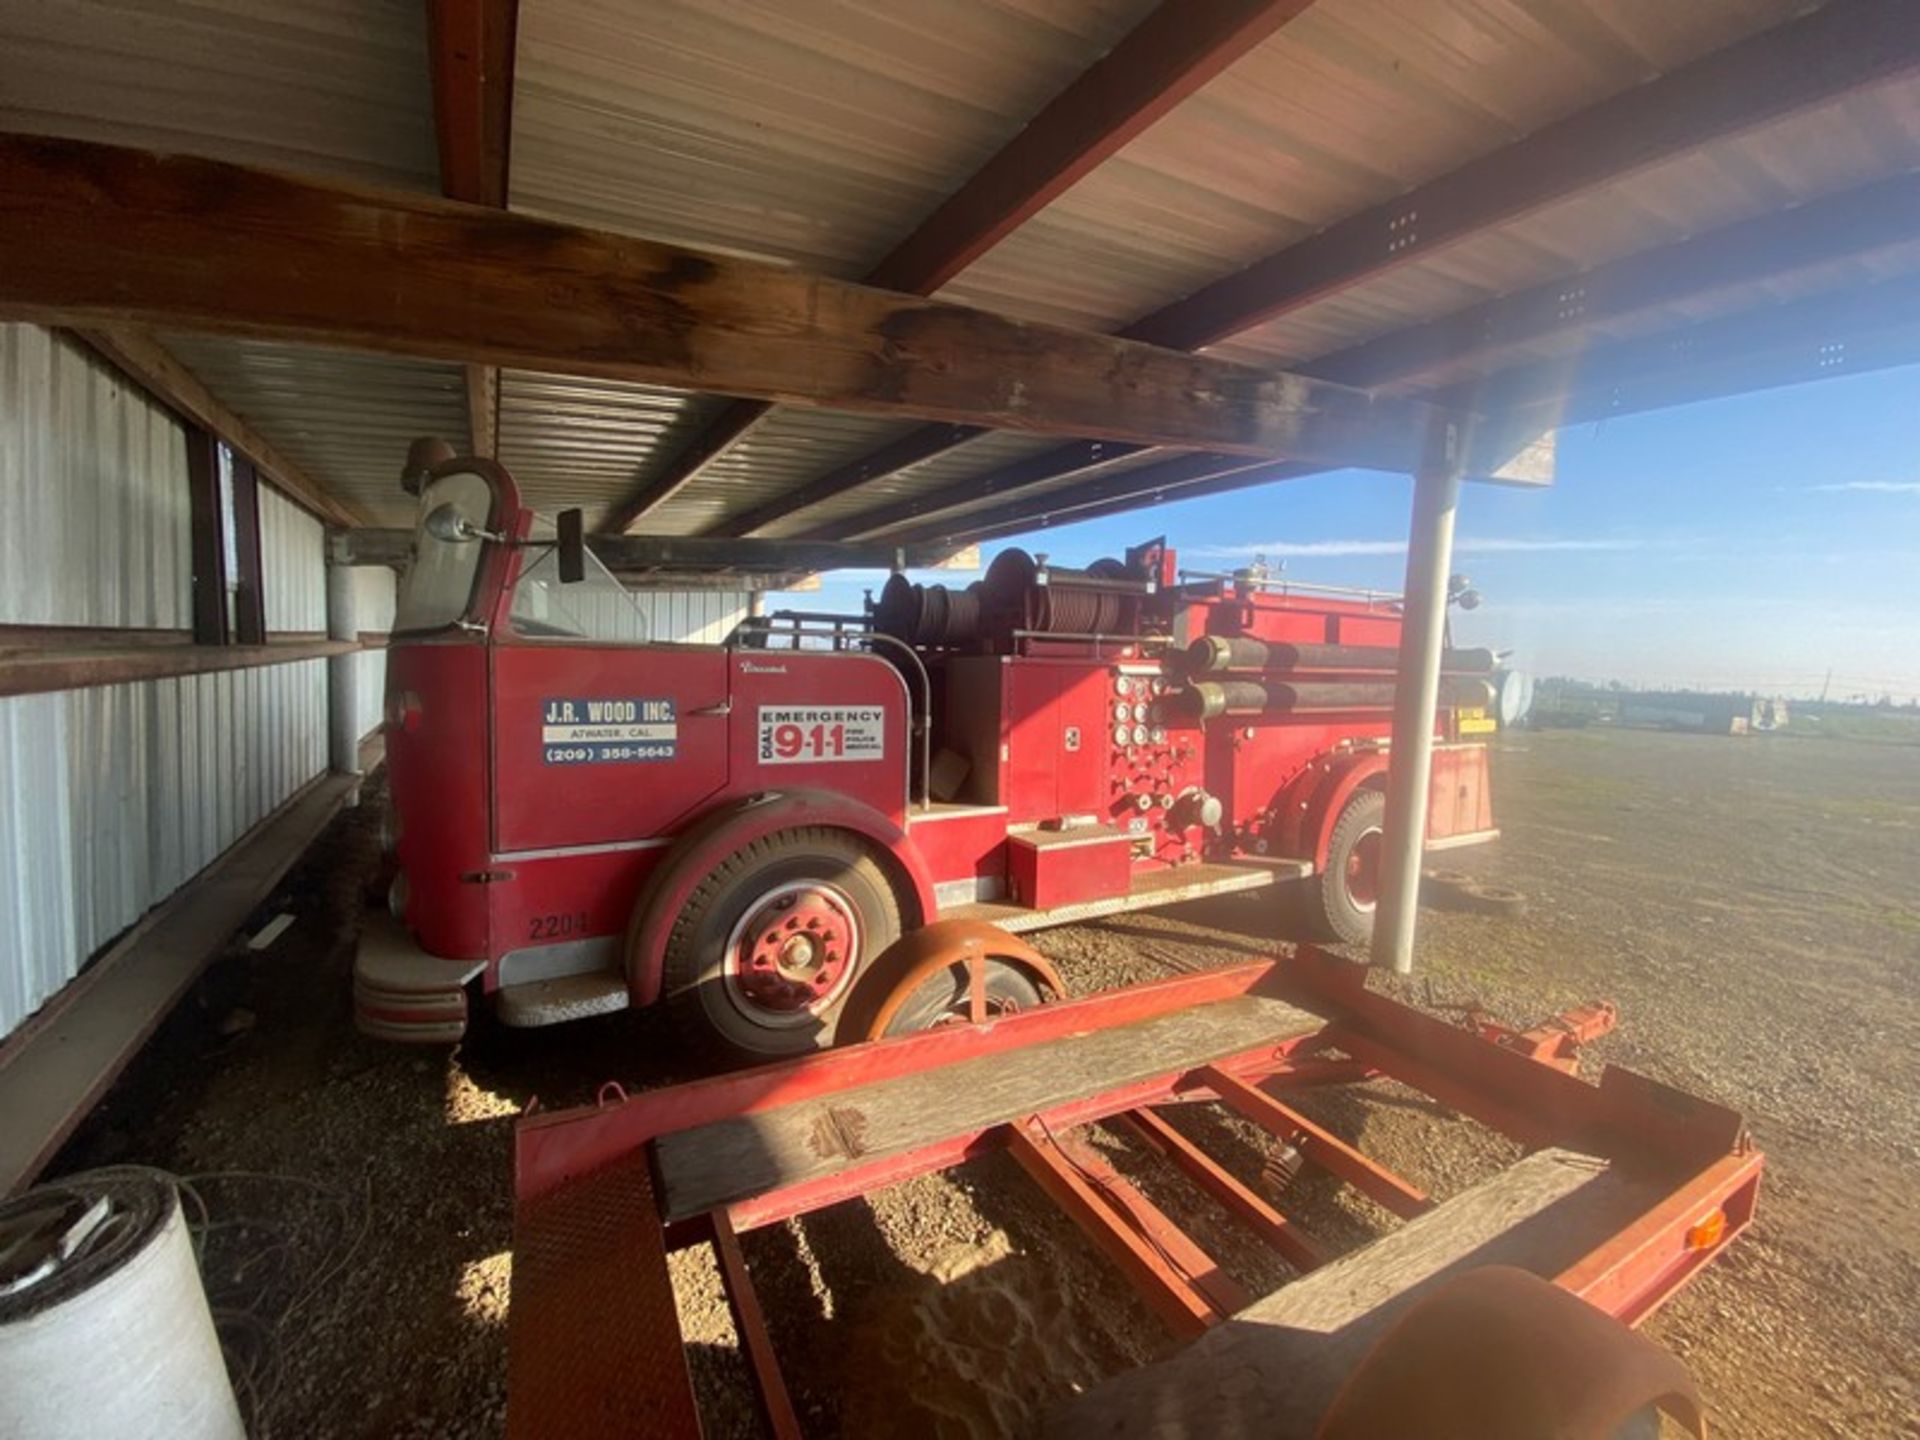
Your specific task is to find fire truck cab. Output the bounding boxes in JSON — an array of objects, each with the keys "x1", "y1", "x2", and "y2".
[{"x1": 355, "y1": 455, "x2": 1499, "y2": 1061}]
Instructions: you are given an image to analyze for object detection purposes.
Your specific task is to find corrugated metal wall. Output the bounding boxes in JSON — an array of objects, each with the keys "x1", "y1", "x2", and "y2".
[
  {"x1": 0, "y1": 325, "x2": 193, "y2": 628},
  {"x1": 260, "y1": 483, "x2": 327, "y2": 633},
  {"x1": 0, "y1": 326, "x2": 335, "y2": 1040},
  {"x1": 349, "y1": 565, "x2": 396, "y2": 740},
  {"x1": 630, "y1": 590, "x2": 750, "y2": 646}
]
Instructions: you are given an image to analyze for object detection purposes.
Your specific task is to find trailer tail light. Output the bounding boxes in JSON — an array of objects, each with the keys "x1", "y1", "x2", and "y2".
[
  {"x1": 388, "y1": 871, "x2": 412, "y2": 924},
  {"x1": 1685, "y1": 1208, "x2": 1726, "y2": 1250}
]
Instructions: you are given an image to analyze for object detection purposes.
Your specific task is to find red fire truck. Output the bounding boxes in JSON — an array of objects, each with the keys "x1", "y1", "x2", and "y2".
[{"x1": 355, "y1": 455, "x2": 1500, "y2": 1060}]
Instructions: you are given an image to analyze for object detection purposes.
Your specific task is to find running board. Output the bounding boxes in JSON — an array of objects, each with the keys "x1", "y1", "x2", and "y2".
[
  {"x1": 495, "y1": 971, "x2": 631, "y2": 1027},
  {"x1": 942, "y1": 859, "x2": 1307, "y2": 934}
]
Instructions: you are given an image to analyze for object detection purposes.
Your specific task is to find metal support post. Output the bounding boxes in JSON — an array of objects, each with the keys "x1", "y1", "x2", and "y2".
[
  {"x1": 326, "y1": 559, "x2": 361, "y2": 780},
  {"x1": 1370, "y1": 461, "x2": 1462, "y2": 973}
]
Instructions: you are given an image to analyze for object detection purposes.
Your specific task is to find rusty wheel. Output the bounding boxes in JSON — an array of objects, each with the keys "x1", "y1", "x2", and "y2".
[{"x1": 835, "y1": 920, "x2": 1066, "y2": 1044}]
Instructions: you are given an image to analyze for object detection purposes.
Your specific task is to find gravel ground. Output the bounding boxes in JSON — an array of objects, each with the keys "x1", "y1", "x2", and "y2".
[{"x1": 50, "y1": 727, "x2": 1920, "y2": 1437}]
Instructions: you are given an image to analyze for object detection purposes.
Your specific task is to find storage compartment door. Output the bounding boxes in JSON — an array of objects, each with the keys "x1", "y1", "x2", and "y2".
[{"x1": 490, "y1": 645, "x2": 730, "y2": 852}]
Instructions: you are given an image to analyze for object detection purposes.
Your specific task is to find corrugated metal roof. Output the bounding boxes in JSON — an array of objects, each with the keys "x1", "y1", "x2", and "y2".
[
  {"x1": 496, "y1": 370, "x2": 721, "y2": 527},
  {"x1": 940, "y1": 0, "x2": 1814, "y2": 332},
  {"x1": 162, "y1": 336, "x2": 469, "y2": 527},
  {"x1": 1214, "y1": 76, "x2": 1920, "y2": 372},
  {"x1": 0, "y1": 0, "x2": 438, "y2": 189},
  {"x1": 510, "y1": 0, "x2": 1160, "y2": 273},
  {"x1": 661, "y1": 409, "x2": 925, "y2": 534},
  {"x1": 755, "y1": 430, "x2": 1070, "y2": 538}
]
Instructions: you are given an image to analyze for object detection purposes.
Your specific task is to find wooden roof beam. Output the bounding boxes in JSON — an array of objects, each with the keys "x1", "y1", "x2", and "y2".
[
  {"x1": 1458, "y1": 273, "x2": 1920, "y2": 426},
  {"x1": 1123, "y1": 0, "x2": 1920, "y2": 352},
  {"x1": 610, "y1": 0, "x2": 1316, "y2": 534},
  {"x1": 335, "y1": 527, "x2": 952, "y2": 574},
  {"x1": 929, "y1": 277, "x2": 1920, "y2": 547},
  {"x1": 0, "y1": 135, "x2": 1552, "y2": 486},
  {"x1": 426, "y1": 0, "x2": 518, "y2": 459},
  {"x1": 72, "y1": 327, "x2": 367, "y2": 527},
  {"x1": 712, "y1": 424, "x2": 984, "y2": 540},
  {"x1": 820, "y1": 438, "x2": 1162, "y2": 542},
  {"x1": 873, "y1": 168, "x2": 1920, "y2": 542},
  {"x1": 1307, "y1": 170, "x2": 1920, "y2": 392}
]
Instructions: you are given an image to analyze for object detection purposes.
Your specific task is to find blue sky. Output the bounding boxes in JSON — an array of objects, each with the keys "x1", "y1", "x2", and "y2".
[{"x1": 775, "y1": 365, "x2": 1920, "y2": 702}]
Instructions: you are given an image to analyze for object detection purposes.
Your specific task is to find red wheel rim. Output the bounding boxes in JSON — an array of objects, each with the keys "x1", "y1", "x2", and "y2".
[
  {"x1": 1345, "y1": 826, "x2": 1383, "y2": 912},
  {"x1": 722, "y1": 880, "x2": 862, "y2": 1028}
]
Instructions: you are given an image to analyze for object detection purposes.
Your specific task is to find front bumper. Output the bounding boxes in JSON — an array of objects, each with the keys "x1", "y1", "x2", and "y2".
[{"x1": 353, "y1": 913, "x2": 486, "y2": 1044}]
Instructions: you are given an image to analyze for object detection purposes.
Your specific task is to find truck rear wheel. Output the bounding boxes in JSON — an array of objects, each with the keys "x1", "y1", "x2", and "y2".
[
  {"x1": 662, "y1": 827, "x2": 904, "y2": 1063},
  {"x1": 1307, "y1": 788, "x2": 1386, "y2": 947}
]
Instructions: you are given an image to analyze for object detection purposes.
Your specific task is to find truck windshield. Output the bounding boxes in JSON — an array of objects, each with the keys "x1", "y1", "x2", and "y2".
[
  {"x1": 394, "y1": 470, "x2": 495, "y2": 633},
  {"x1": 507, "y1": 517, "x2": 651, "y2": 643}
]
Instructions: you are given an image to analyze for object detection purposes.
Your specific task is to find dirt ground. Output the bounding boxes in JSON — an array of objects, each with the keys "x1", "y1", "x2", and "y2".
[{"x1": 51, "y1": 726, "x2": 1920, "y2": 1438}]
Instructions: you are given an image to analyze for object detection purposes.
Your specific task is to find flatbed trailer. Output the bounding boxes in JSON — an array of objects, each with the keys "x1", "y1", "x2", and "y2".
[{"x1": 504, "y1": 946, "x2": 1761, "y2": 1437}]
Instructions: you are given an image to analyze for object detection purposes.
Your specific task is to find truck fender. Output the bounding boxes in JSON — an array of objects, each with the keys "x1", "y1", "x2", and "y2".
[
  {"x1": 622, "y1": 790, "x2": 938, "y2": 1008},
  {"x1": 1270, "y1": 749, "x2": 1389, "y2": 870}
]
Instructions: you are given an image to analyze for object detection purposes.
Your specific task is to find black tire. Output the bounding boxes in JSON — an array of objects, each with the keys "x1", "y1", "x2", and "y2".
[
  {"x1": 1454, "y1": 881, "x2": 1528, "y2": 917},
  {"x1": 1305, "y1": 788, "x2": 1387, "y2": 947},
  {"x1": 661, "y1": 827, "x2": 903, "y2": 1064},
  {"x1": 879, "y1": 960, "x2": 1044, "y2": 1037}
]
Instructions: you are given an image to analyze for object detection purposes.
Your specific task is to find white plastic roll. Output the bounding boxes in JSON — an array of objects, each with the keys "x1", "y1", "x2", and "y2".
[{"x1": 0, "y1": 1171, "x2": 245, "y2": 1440}]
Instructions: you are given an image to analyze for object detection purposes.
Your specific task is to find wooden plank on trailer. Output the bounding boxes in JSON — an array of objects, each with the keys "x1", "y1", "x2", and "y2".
[
  {"x1": 652, "y1": 990, "x2": 1324, "y2": 1222},
  {"x1": 1052, "y1": 1148, "x2": 1665, "y2": 1439}
]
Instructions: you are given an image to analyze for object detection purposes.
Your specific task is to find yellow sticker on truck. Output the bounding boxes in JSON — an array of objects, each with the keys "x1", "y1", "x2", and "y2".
[{"x1": 757, "y1": 706, "x2": 885, "y2": 764}]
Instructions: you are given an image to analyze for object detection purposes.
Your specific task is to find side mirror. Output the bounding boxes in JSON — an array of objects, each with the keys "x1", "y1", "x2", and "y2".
[{"x1": 557, "y1": 508, "x2": 586, "y2": 584}]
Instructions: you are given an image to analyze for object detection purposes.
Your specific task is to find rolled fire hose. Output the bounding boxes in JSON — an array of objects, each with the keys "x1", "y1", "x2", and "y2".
[
  {"x1": 1160, "y1": 676, "x2": 1496, "y2": 720},
  {"x1": 0, "y1": 1170, "x2": 244, "y2": 1440},
  {"x1": 1183, "y1": 635, "x2": 1497, "y2": 676}
]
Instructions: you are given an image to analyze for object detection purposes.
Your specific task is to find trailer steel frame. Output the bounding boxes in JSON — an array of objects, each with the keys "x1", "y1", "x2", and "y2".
[{"x1": 506, "y1": 948, "x2": 1761, "y2": 1438}]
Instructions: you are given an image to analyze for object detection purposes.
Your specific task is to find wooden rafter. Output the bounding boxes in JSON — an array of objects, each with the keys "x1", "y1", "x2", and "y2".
[
  {"x1": 1307, "y1": 170, "x2": 1920, "y2": 392},
  {"x1": 1125, "y1": 0, "x2": 1920, "y2": 351},
  {"x1": 426, "y1": 0, "x2": 516, "y2": 208},
  {"x1": 73, "y1": 327, "x2": 366, "y2": 526},
  {"x1": 1460, "y1": 273, "x2": 1920, "y2": 425},
  {"x1": 334, "y1": 527, "x2": 952, "y2": 575},
  {"x1": 925, "y1": 454, "x2": 1301, "y2": 547},
  {"x1": 823, "y1": 438, "x2": 1163, "y2": 542},
  {"x1": 877, "y1": 168, "x2": 1920, "y2": 543},
  {"x1": 607, "y1": 0, "x2": 1317, "y2": 534},
  {"x1": 0, "y1": 135, "x2": 1552, "y2": 485},
  {"x1": 427, "y1": 0, "x2": 518, "y2": 460},
  {"x1": 712, "y1": 424, "x2": 984, "y2": 540},
  {"x1": 934, "y1": 279, "x2": 1920, "y2": 547},
  {"x1": 794, "y1": 0, "x2": 1920, "y2": 540}
]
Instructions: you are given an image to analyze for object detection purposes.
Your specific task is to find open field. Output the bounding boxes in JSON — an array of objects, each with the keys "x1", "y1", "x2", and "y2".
[{"x1": 51, "y1": 727, "x2": 1920, "y2": 1437}]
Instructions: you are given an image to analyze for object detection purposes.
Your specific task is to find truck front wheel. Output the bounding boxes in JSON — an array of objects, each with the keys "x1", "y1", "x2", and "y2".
[
  {"x1": 661, "y1": 827, "x2": 904, "y2": 1063},
  {"x1": 1305, "y1": 788, "x2": 1386, "y2": 947}
]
